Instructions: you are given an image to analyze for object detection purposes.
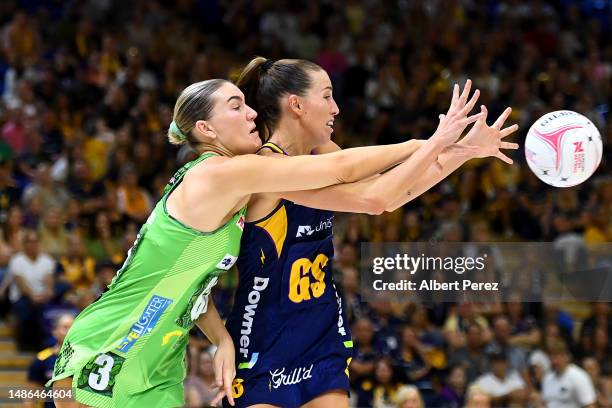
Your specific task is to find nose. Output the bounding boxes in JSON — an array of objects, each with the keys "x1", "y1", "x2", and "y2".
[
  {"x1": 331, "y1": 98, "x2": 339, "y2": 116},
  {"x1": 246, "y1": 104, "x2": 257, "y2": 120}
]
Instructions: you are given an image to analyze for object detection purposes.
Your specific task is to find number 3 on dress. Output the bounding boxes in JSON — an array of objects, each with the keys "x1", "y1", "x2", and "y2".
[
  {"x1": 88, "y1": 354, "x2": 114, "y2": 390},
  {"x1": 78, "y1": 351, "x2": 125, "y2": 396}
]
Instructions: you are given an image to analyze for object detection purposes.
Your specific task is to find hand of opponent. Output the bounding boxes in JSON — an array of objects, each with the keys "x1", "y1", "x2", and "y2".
[{"x1": 210, "y1": 336, "x2": 236, "y2": 406}]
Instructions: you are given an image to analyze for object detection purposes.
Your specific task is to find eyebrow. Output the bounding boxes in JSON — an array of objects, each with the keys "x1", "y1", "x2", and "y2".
[
  {"x1": 323, "y1": 86, "x2": 333, "y2": 91},
  {"x1": 227, "y1": 95, "x2": 243, "y2": 103}
]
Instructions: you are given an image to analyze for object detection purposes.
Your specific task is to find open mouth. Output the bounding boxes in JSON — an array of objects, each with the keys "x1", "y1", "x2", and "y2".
[
  {"x1": 326, "y1": 120, "x2": 334, "y2": 130},
  {"x1": 249, "y1": 126, "x2": 258, "y2": 135}
]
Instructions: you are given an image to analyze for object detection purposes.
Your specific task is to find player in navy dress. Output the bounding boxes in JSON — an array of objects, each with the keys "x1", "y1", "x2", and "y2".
[{"x1": 224, "y1": 58, "x2": 518, "y2": 408}]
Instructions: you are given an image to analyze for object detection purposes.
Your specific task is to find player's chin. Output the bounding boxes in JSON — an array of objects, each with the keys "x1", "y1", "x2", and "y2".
[
  {"x1": 323, "y1": 126, "x2": 334, "y2": 140},
  {"x1": 237, "y1": 140, "x2": 261, "y2": 155}
]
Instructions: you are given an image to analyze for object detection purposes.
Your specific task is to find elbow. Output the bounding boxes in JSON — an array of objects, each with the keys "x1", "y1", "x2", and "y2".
[
  {"x1": 336, "y1": 152, "x2": 359, "y2": 183},
  {"x1": 363, "y1": 195, "x2": 386, "y2": 215}
]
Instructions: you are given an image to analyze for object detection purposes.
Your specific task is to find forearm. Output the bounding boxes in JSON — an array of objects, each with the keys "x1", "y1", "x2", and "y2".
[
  {"x1": 338, "y1": 139, "x2": 426, "y2": 182},
  {"x1": 195, "y1": 298, "x2": 231, "y2": 346},
  {"x1": 355, "y1": 138, "x2": 446, "y2": 206},
  {"x1": 279, "y1": 140, "x2": 444, "y2": 214},
  {"x1": 385, "y1": 147, "x2": 470, "y2": 211}
]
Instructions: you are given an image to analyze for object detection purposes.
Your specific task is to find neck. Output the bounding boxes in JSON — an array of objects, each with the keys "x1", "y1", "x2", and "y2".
[
  {"x1": 196, "y1": 144, "x2": 234, "y2": 158},
  {"x1": 268, "y1": 120, "x2": 315, "y2": 156}
]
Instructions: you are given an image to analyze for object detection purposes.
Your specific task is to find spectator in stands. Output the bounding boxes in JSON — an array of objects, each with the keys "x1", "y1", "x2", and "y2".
[
  {"x1": 184, "y1": 348, "x2": 217, "y2": 408},
  {"x1": 448, "y1": 322, "x2": 490, "y2": 384},
  {"x1": 588, "y1": 326, "x2": 612, "y2": 376},
  {"x1": 3, "y1": 205, "x2": 26, "y2": 253},
  {"x1": 473, "y1": 350, "x2": 527, "y2": 407},
  {"x1": 84, "y1": 211, "x2": 121, "y2": 262},
  {"x1": 582, "y1": 356, "x2": 612, "y2": 408},
  {"x1": 351, "y1": 317, "x2": 379, "y2": 407},
  {"x1": 542, "y1": 341, "x2": 597, "y2": 408},
  {"x1": 443, "y1": 302, "x2": 491, "y2": 350},
  {"x1": 92, "y1": 260, "x2": 116, "y2": 297},
  {"x1": 8, "y1": 229, "x2": 55, "y2": 350},
  {"x1": 485, "y1": 316, "x2": 528, "y2": 375},
  {"x1": 528, "y1": 346, "x2": 552, "y2": 392},
  {"x1": 464, "y1": 385, "x2": 492, "y2": 408},
  {"x1": 38, "y1": 207, "x2": 69, "y2": 259},
  {"x1": 395, "y1": 384, "x2": 424, "y2": 408},
  {"x1": 22, "y1": 162, "x2": 70, "y2": 210},
  {"x1": 339, "y1": 265, "x2": 368, "y2": 322},
  {"x1": 580, "y1": 302, "x2": 612, "y2": 345},
  {"x1": 370, "y1": 300, "x2": 403, "y2": 353},
  {"x1": 0, "y1": 159, "x2": 20, "y2": 224},
  {"x1": 56, "y1": 233, "x2": 96, "y2": 291},
  {"x1": 24, "y1": 313, "x2": 73, "y2": 408},
  {"x1": 436, "y1": 365, "x2": 467, "y2": 408},
  {"x1": 116, "y1": 163, "x2": 152, "y2": 223},
  {"x1": 505, "y1": 298, "x2": 541, "y2": 349},
  {"x1": 372, "y1": 357, "x2": 411, "y2": 408},
  {"x1": 393, "y1": 325, "x2": 434, "y2": 403}
]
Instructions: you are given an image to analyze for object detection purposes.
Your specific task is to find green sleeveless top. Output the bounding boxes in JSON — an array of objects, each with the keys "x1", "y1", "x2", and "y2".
[{"x1": 49, "y1": 153, "x2": 247, "y2": 406}]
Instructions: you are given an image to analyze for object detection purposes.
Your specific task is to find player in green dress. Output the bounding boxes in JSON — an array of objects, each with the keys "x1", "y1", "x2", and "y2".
[{"x1": 48, "y1": 79, "x2": 471, "y2": 407}]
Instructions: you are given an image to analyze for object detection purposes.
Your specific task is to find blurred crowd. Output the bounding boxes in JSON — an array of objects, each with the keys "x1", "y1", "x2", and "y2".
[{"x1": 0, "y1": 0, "x2": 610, "y2": 407}]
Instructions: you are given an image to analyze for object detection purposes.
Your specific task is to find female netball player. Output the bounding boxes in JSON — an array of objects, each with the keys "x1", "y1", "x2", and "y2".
[
  {"x1": 48, "y1": 78, "x2": 473, "y2": 408},
  {"x1": 225, "y1": 58, "x2": 518, "y2": 408}
]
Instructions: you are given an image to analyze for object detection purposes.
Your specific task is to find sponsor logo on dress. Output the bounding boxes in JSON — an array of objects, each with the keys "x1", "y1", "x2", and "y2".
[
  {"x1": 236, "y1": 214, "x2": 245, "y2": 231},
  {"x1": 217, "y1": 254, "x2": 237, "y2": 270},
  {"x1": 239, "y1": 277, "x2": 269, "y2": 359},
  {"x1": 238, "y1": 352, "x2": 259, "y2": 369},
  {"x1": 116, "y1": 295, "x2": 172, "y2": 353},
  {"x1": 269, "y1": 364, "x2": 314, "y2": 389},
  {"x1": 295, "y1": 216, "x2": 333, "y2": 237},
  {"x1": 296, "y1": 225, "x2": 313, "y2": 237}
]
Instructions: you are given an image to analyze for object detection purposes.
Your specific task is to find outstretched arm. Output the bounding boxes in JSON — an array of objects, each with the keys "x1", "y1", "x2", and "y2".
[
  {"x1": 385, "y1": 106, "x2": 519, "y2": 211},
  {"x1": 279, "y1": 81, "x2": 498, "y2": 214},
  {"x1": 210, "y1": 138, "x2": 441, "y2": 195},
  {"x1": 210, "y1": 80, "x2": 482, "y2": 196}
]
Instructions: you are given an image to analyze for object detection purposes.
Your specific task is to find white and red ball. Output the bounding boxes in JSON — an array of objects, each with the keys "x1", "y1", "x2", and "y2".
[{"x1": 525, "y1": 110, "x2": 603, "y2": 188}]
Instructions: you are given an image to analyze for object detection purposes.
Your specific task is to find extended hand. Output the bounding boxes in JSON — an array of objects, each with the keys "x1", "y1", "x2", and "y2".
[
  {"x1": 430, "y1": 79, "x2": 485, "y2": 148},
  {"x1": 461, "y1": 105, "x2": 519, "y2": 164}
]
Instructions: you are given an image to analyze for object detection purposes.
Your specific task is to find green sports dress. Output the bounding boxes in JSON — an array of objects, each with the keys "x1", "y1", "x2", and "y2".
[{"x1": 48, "y1": 153, "x2": 246, "y2": 407}]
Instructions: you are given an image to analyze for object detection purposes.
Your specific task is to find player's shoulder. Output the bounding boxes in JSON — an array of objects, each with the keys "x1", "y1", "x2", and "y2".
[
  {"x1": 36, "y1": 347, "x2": 54, "y2": 361},
  {"x1": 182, "y1": 154, "x2": 232, "y2": 184}
]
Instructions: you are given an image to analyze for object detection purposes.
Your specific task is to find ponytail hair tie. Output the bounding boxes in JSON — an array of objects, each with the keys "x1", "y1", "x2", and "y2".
[
  {"x1": 261, "y1": 59, "x2": 276, "y2": 73},
  {"x1": 170, "y1": 121, "x2": 188, "y2": 141}
]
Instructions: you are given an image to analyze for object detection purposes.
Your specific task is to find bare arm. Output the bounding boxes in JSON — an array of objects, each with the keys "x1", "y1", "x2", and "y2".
[
  {"x1": 196, "y1": 299, "x2": 236, "y2": 406},
  {"x1": 277, "y1": 82, "x2": 487, "y2": 214},
  {"x1": 385, "y1": 106, "x2": 519, "y2": 212},
  {"x1": 195, "y1": 299, "x2": 230, "y2": 346},
  {"x1": 279, "y1": 138, "x2": 448, "y2": 215},
  {"x1": 211, "y1": 139, "x2": 435, "y2": 195}
]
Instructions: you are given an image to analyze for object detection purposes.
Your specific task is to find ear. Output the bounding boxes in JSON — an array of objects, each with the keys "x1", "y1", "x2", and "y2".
[
  {"x1": 287, "y1": 94, "x2": 304, "y2": 116},
  {"x1": 193, "y1": 120, "x2": 217, "y2": 141}
]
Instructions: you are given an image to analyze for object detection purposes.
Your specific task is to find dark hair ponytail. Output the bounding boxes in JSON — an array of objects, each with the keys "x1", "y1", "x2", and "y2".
[{"x1": 235, "y1": 57, "x2": 321, "y2": 141}]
